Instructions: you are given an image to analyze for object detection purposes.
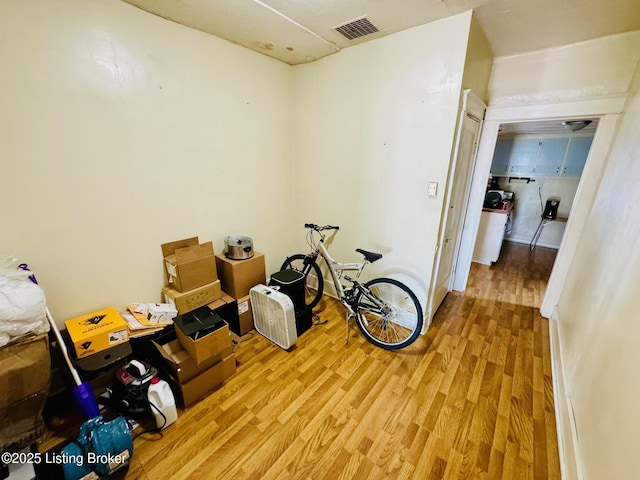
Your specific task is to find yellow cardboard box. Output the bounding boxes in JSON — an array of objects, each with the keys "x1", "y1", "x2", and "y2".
[{"x1": 65, "y1": 307, "x2": 129, "y2": 359}]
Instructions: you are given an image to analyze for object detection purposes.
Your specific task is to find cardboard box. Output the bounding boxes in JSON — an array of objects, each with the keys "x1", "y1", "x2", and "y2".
[
  {"x1": 163, "y1": 280, "x2": 222, "y2": 314},
  {"x1": 0, "y1": 334, "x2": 50, "y2": 410},
  {"x1": 230, "y1": 331, "x2": 240, "y2": 353},
  {"x1": 65, "y1": 307, "x2": 129, "y2": 359},
  {"x1": 171, "y1": 354, "x2": 236, "y2": 407},
  {"x1": 153, "y1": 339, "x2": 232, "y2": 385},
  {"x1": 0, "y1": 333, "x2": 50, "y2": 450},
  {"x1": 174, "y1": 308, "x2": 232, "y2": 364},
  {"x1": 1, "y1": 393, "x2": 48, "y2": 451},
  {"x1": 208, "y1": 293, "x2": 241, "y2": 336},
  {"x1": 236, "y1": 295, "x2": 254, "y2": 335},
  {"x1": 162, "y1": 237, "x2": 218, "y2": 292},
  {"x1": 74, "y1": 341, "x2": 132, "y2": 373},
  {"x1": 215, "y1": 251, "x2": 266, "y2": 299}
]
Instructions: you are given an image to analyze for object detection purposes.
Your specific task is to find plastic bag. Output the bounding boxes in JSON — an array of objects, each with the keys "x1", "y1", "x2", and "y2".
[
  {"x1": 0, "y1": 255, "x2": 49, "y2": 347},
  {"x1": 61, "y1": 415, "x2": 133, "y2": 480}
]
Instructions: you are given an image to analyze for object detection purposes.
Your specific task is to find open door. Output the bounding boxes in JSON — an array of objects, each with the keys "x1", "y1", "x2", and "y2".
[{"x1": 427, "y1": 90, "x2": 485, "y2": 323}]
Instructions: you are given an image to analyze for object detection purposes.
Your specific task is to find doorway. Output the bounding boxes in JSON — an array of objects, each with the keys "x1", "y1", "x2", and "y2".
[
  {"x1": 481, "y1": 119, "x2": 597, "y2": 255},
  {"x1": 426, "y1": 90, "x2": 485, "y2": 326},
  {"x1": 451, "y1": 98, "x2": 624, "y2": 318}
]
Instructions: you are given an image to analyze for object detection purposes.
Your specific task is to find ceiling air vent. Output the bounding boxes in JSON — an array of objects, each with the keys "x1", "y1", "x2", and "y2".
[{"x1": 333, "y1": 16, "x2": 379, "y2": 40}]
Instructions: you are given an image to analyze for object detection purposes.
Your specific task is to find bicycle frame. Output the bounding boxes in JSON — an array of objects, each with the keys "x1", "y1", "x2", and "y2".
[
  {"x1": 291, "y1": 225, "x2": 423, "y2": 349},
  {"x1": 308, "y1": 233, "x2": 380, "y2": 319}
]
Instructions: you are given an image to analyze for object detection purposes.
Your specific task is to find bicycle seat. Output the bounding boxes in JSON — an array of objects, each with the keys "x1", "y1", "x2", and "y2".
[{"x1": 356, "y1": 249, "x2": 383, "y2": 263}]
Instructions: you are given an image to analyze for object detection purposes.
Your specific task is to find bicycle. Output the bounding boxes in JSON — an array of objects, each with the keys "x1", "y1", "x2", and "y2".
[{"x1": 281, "y1": 223, "x2": 423, "y2": 350}]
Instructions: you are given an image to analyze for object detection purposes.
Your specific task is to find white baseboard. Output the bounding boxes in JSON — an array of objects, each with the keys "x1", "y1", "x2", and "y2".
[
  {"x1": 549, "y1": 309, "x2": 582, "y2": 480},
  {"x1": 505, "y1": 236, "x2": 560, "y2": 250}
]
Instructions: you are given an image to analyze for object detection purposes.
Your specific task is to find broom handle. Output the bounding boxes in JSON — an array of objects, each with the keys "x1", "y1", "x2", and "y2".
[
  {"x1": 17, "y1": 264, "x2": 83, "y2": 386},
  {"x1": 45, "y1": 307, "x2": 82, "y2": 386}
]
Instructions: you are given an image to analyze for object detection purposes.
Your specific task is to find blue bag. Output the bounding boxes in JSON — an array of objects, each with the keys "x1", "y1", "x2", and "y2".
[{"x1": 61, "y1": 415, "x2": 133, "y2": 480}]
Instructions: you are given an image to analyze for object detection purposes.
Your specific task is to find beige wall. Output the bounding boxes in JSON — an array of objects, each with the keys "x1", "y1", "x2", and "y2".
[
  {"x1": 0, "y1": 0, "x2": 292, "y2": 323},
  {"x1": 461, "y1": 13, "x2": 493, "y2": 103},
  {"x1": 505, "y1": 176, "x2": 580, "y2": 248},
  {"x1": 556, "y1": 59, "x2": 640, "y2": 479},
  {"x1": 0, "y1": 2, "x2": 479, "y2": 325},
  {"x1": 290, "y1": 12, "x2": 473, "y2": 304},
  {"x1": 488, "y1": 30, "x2": 640, "y2": 106}
]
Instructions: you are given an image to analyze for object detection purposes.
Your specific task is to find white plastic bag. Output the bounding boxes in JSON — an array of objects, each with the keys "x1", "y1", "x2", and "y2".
[{"x1": 0, "y1": 255, "x2": 49, "y2": 347}]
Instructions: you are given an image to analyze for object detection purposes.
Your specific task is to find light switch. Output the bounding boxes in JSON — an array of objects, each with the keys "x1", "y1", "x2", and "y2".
[{"x1": 428, "y1": 182, "x2": 438, "y2": 198}]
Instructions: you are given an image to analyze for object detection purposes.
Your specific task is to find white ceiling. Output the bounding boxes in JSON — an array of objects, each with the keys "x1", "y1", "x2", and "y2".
[{"x1": 122, "y1": 0, "x2": 640, "y2": 65}]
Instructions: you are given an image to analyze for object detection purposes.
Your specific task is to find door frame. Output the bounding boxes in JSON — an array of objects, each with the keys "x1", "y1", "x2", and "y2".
[
  {"x1": 453, "y1": 95, "x2": 626, "y2": 317},
  {"x1": 426, "y1": 89, "x2": 486, "y2": 325}
]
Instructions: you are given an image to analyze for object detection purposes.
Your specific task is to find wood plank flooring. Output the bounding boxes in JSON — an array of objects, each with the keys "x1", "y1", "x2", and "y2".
[{"x1": 128, "y1": 242, "x2": 561, "y2": 479}]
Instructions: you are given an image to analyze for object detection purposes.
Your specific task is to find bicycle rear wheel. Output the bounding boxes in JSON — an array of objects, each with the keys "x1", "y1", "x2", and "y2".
[
  {"x1": 355, "y1": 278, "x2": 423, "y2": 350},
  {"x1": 280, "y1": 254, "x2": 324, "y2": 310}
]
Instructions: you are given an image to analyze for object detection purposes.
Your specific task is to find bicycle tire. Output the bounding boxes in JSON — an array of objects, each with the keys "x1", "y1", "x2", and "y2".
[
  {"x1": 355, "y1": 278, "x2": 423, "y2": 350},
  {"x1": 280, "y1": 254, "x2": 324, "y2": 310}
]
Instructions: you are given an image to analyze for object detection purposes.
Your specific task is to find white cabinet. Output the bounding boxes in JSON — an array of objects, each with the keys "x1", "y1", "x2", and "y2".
[{"x1": 473, "y1": 211, "x2": 509, "y2": 265}]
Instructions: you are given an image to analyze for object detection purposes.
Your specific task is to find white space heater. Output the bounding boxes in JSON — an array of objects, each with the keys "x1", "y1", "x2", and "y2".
[{"x1": 249, "y1": 284, "x2": 297, "y2": 349}]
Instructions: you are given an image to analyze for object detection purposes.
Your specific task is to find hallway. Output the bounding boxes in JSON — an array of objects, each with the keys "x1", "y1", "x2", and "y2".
[{"x1": 427, "y1": 241, "x2": 560, "y2": 478}]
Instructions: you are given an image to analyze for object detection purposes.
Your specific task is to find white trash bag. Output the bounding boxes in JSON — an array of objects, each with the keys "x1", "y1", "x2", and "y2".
[{"x1": 0, "y1": 255, "x2": 49, "y2": 347}]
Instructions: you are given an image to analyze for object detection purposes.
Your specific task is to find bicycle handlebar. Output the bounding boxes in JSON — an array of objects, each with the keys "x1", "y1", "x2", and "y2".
[{"x1": 304, "y1": 223, "x2": 340, "y2": 231}]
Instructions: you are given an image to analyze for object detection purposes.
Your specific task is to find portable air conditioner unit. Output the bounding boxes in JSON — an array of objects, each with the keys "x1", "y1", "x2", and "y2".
[{"x1": 250, "y1": 284, "x2": 297, "y2": 349}]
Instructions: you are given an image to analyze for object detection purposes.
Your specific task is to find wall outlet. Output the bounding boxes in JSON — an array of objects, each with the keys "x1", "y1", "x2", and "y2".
[{"x1": 428, "y1": 182, "x2": 438, "y2": 198}]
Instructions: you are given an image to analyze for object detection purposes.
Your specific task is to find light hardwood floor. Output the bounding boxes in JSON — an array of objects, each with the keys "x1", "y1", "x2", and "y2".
[{"x1": 128, "y1": 241, "x2": 561, "y2": 479}]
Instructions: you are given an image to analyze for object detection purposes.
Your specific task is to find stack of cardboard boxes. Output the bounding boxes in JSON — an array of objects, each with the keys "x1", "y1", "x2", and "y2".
[
  {"x1": 0, "y1": 334, "x2": 50, "y2": 451},
  {"x1": 157, "y1": 237, "x2": 236, "y2": 407},
  {"x1": 215, "y1": 251, "x2": 267, "y2": 337},
  {"x1": 161, "y1": 237, "x2": 222, "y2": 314}
]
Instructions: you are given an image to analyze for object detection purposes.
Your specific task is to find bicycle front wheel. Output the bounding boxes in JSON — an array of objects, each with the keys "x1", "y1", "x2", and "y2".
[
  {"x1": 355, "y1": 278, "x2": 423, "y2": 350},
  {"x1": 280, "y1": 254, "x2": 324, "y2": 310}
]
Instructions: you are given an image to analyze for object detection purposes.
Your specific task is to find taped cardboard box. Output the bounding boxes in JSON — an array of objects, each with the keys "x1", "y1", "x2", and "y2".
[
  {"x1": 163, "y1": 280, "x2": 222, "y2": 315},
  {"x1": 161, "y1": 237, "x2": 217, "y2": 292},
  {"x1": 174, "y1": 307, "x2": 232, "y2": 365},
  {"x1": 214, "y1": 252, "x2": 266, "y2": 299},
  {"x1": 170, "y1": 354, "x2": 236, "y2": 407},
  {"x1": 64, "y1": 307, "x2": 129, "y2": 359},
  {"x1": 0, "y1": 333, "x2": 50, "y2": 451},
  {"x1": 153, "y1": 339, "x2": 231, "y2": 385}
]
